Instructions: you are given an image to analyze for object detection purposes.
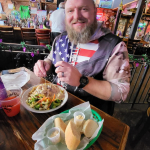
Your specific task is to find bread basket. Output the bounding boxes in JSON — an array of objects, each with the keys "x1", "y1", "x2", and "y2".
[{"x1": 61, "y1": 109, "x2": 103, "y2": 150}]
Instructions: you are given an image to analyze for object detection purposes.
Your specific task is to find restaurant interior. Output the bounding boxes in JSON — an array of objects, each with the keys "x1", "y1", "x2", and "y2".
[{"x1": 0, "y1": 0, "x2": 150, "y2": 150}]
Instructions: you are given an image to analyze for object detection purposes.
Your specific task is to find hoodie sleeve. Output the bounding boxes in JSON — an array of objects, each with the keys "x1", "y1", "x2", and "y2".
[{"x1": 103, "y1": 41, "x2": 130, "y2": 103}]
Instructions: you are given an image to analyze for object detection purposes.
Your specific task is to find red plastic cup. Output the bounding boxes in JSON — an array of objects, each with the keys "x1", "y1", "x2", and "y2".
[{"x1": 0, "y1": 87, "x2": 22, "y2": 117}]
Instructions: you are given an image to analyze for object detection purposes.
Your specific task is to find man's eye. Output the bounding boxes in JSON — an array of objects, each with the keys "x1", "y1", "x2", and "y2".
[
  {"x1": 83, "y1": 8, "x2": 88, "y2": 11},
  {"x1": 68, "y1": 10, "x2": 73, "y2": 13}
]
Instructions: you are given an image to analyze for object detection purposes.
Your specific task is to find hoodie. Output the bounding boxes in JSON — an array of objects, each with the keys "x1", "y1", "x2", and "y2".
[{"x1": 45, "y1": 22, "x2": 130, "y2": 105}]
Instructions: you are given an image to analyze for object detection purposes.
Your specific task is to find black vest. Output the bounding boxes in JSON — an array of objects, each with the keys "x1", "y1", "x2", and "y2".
[{"x1": 51, "y1": 33, "x2": 122, "y2": 115}]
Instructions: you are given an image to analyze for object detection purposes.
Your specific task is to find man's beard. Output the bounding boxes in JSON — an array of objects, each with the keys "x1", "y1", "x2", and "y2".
[{"x1": 66, "y1": 19, "x2": 97, "y2": 45}]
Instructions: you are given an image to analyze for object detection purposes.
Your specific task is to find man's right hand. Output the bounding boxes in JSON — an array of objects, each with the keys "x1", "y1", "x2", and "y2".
[{"x1": 34, "y1": 60, "x2": 51, "y2": 77}]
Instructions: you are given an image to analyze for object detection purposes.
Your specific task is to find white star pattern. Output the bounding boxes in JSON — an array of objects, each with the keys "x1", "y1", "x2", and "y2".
[
  {"x1": 59, "y1": 51, "x2": 62, "y2": 56},
  {"x1": 56, "y1": 42, "x2": 58, "y2": 46},
  {"x1": 64, "y1": 48, "x2": 67, "y2": 52},
  {"x1": 66, "y1": 54, "x2": 69, "y2": 58},
  {"x1": 57, "y1": 47, "x2": 59, "y2": 51},
  {"x1": 59, "y1": 39, "x2": 63, "y2": 42},
  {"x1": 62, "y1": 57, "x2": 65, "y2": 61},
  {"x1": 61, "y1": 43, "x2": 65, "y2": 47},
  {"x1": 53, "y1": 58, "x2": 55, "y2": 62},
  {"x1": 70, "y1": 45, "x2": 73, "y2": 50},
  {"x1": 65, "y1": 36, "x2": 68, "y2": 39},
  {"x1": 54, "y1": 51, "x2": 57, "y2": 54}
]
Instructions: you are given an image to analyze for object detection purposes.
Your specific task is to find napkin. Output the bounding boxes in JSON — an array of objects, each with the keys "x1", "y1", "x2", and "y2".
[
  {"x1": 32, "y1": 102, "x2": 104, "y2": 150},
  {"x1": 1, "y1": 70, "x2": 30, "y2": 88}
]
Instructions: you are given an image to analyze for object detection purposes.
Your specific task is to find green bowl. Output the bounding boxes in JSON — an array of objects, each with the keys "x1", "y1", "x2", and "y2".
[{"x1": 61, "y1": 109, "x2": 103, "y2": 150}]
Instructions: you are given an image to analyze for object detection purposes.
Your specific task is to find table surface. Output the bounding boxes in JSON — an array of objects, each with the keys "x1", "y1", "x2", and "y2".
[{"x1": 0, "y1": 68, "x2": 130, "y2": 150}]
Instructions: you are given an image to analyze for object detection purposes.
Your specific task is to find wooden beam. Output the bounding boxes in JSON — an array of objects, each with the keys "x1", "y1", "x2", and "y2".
[
  {"x1": 129, "y1": 0, "x2": 146, "y2": 39},
  {"x1": 113, "y1": 9, "x2": 122, "y2": 35}
]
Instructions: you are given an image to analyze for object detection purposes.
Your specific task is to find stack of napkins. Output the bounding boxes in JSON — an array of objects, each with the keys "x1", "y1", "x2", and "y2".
[{"x1": 1, "y1": 71, "x2": 30, "y2": 88}]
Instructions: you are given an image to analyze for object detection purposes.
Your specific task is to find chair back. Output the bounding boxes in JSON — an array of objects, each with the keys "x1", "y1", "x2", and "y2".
[
  {"x1": 35, "y1": 29, "x2": 51, "y2": 46},
  {"x1": 21, "y1": 28, "x2": 37, "y2": 45},
  {"x1": 122, "y1": 38, "x2": 128, "y2": 46},
  {"x1": 0, "y1": 26, "x2": 14, "y2": 43},
  {"x1": 127, "y1": 39, "x2": 140, "y2": 54}
]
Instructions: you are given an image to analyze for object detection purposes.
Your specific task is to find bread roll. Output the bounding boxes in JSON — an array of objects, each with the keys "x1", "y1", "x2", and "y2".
[
  {"x1": 54, "y1": 117, "x2": 66, "y2": 132},
  {"x1": 54, "y1": 117, "x2": 67, "y2": 144},
  {"x1": 65, "y1": 121, "x2": 81, "y2": 150},
  {"x1": 82, "y1": 119, "x2": 98, "y2": 138},
  {"x1": 65, "y1": 118, "x2": 85, "y2": 134}
]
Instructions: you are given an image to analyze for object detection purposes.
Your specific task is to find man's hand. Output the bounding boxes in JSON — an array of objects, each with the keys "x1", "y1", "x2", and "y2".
[
  {"x1": 34, "y1": 60, "x2": 51, "y2": 77},
  {"x1": 55, "y1": 61, "x2": 82, "y2": 86}
]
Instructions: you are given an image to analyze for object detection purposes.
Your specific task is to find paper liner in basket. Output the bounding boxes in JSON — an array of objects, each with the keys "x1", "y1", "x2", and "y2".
[{"x1": 32, "y1": 101, "x2": 104, "y2": 150}]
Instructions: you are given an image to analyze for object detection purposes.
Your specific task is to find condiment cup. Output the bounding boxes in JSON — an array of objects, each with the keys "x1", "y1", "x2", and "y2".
[
  {"x1": 74, "y1": 111, "x2": 85, "y2": 126},
  {"x1": 47, "y1": 127, "x2": 61, "y2": 144}
]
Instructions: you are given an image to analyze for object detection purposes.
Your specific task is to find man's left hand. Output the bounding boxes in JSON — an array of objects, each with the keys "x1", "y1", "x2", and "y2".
[{"x1": 55, "y1": 61, "x2": 82, "y2": 87}]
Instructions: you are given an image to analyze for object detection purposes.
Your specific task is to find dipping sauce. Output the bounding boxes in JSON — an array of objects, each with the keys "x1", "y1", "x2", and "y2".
[
  {"x1": 76, "y1": 115, "x2": 84, "y2": 120},
  {"x1": 50, "y1": 130, "x2": 59, "y2": 138}
]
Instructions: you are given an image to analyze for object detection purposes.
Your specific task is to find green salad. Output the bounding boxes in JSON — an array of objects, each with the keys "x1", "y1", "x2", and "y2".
[{"x1": 26, "y1": 94, "x2": 63, "y2": 110}]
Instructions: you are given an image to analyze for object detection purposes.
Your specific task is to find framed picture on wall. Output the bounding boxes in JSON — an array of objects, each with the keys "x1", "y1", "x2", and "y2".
[{"x1": 99, "y1": 0, "x2": 114, "y2": 9}]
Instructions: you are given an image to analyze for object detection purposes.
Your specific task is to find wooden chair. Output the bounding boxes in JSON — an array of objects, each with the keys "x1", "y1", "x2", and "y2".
[
  {"x1": 35, "y1": 29, "x2": 51, "y2": 46},
  {"x1": 0, "y1": 26, "x2": 14, "y2": 43},
  {"x1": 21, "y1": 28, "x2": 37, "y2": 45},
  {"x1": 122, "y1": 38, "x2": 128, "y2": 46},
  {"x1": 127, "y1": 39, "x2": 140, "y2": 54},
  {"x1": 139, "y1": 39, "x2": 149, "y2": 47}
]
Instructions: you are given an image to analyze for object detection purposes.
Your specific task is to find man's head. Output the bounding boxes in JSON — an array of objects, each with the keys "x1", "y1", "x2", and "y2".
[
  {"x1": 59, "y1": 2, "x2": 65, "y2": 9},
  {"x1": 65, "y1": 0, "x2": 97, "y2": 44}
]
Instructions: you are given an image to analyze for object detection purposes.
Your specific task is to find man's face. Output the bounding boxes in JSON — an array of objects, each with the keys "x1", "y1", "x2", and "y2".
[
  {"x1": 65, "y1": 0, "x2": 97, "y2": 44},
  {"x1": 65, "y1": 0, "x2": 96, "y2": 33}
]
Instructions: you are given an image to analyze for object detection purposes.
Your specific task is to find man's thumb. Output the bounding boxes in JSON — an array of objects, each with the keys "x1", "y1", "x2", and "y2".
[{"x1": 44, "y1": 62, "x2": 50, "y2": 71}]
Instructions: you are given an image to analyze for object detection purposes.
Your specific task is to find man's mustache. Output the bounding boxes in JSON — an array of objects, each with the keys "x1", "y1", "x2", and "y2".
[{"x1": 71, "y1": 19, "x2": 87, "y2": 24}]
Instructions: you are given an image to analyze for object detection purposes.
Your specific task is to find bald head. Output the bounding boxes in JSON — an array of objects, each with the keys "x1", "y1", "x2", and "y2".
[{"x1": 65, "y1": 0, "x2": 96, "y2": 9}]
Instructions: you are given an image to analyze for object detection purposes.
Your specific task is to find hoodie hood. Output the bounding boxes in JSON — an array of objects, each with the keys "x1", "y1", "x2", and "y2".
[{"x1": 89, "y1": 21, "x2": 111, "y2": 42}]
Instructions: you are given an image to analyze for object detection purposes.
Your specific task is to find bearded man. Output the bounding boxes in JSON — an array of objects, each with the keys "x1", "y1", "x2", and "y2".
[{"x1": 34, "y1": 0, "x2": 130, "y2": 115}]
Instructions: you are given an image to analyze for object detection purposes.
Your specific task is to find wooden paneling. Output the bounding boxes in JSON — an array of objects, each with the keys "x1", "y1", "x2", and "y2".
[{"x1": 0, "y1": 0, "x2": 12, "y2": 17}]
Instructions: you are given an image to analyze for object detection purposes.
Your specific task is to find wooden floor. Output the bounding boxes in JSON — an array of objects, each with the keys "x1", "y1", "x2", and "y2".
[{"x1": 113, "y1": 103, "x2": 150, "y2": 150}]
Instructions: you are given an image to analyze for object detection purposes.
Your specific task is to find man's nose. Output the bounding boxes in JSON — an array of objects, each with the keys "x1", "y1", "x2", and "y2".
[{"x1": 73, "y1": 9, "x2": 82, "y2": 20}]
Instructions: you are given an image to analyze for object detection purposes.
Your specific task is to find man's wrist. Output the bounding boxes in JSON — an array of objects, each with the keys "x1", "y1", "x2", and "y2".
[{"x1": 78, "y1": 76, "x2": 89, "y2": 88}]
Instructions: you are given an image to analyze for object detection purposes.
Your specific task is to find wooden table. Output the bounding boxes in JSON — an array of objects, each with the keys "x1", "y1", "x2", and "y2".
[{"x1": 0, "y1": 68, "x2": 130, "y2": 150}]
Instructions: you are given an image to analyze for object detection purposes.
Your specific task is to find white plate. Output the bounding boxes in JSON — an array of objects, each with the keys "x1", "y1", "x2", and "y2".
[{"x1": 21, "y1": 83, "x2": 68, "y2": 113}]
